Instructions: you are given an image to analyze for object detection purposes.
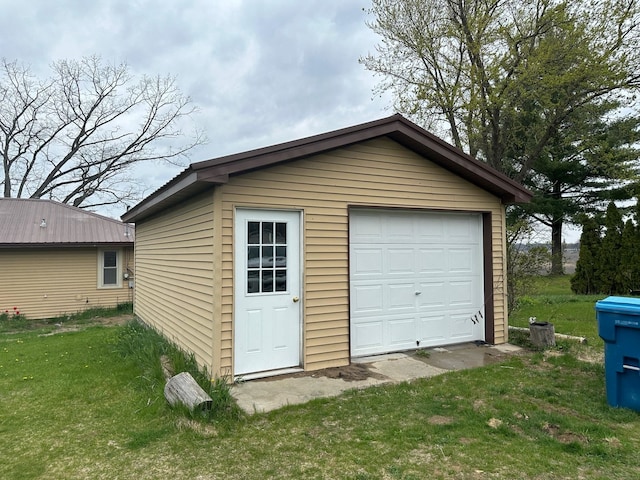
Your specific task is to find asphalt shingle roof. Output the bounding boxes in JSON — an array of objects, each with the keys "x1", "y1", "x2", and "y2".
[{"x1": 0, "y1": 199, "x2": 134, "y2": 246}]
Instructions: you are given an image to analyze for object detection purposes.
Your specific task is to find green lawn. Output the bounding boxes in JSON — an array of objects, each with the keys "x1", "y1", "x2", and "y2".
[
  {"x1": 509, "y1": 275, "x2": 606, "y2": 346},
  {"x1": 1, "y1": 286, "x2": 639, "y2": 479}
]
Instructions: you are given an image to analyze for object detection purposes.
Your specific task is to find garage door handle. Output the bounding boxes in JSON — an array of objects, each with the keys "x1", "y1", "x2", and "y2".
[{"x1": 415, "y1": 291, "x2": 422, "y2": 295}]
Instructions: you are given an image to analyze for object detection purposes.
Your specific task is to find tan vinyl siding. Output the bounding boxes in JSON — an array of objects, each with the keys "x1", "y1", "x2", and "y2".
[
  {"x1": 220, "y1": 137, "x2": 507, "y2": 373},
  {"x1": 133, "y1": 191, "x2": 215, "y2": 371},
  {"x1": 0, "y1": 247, "x2": 133, "y2": 320}
]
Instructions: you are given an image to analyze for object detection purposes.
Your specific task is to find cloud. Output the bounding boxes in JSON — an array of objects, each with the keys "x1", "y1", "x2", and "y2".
[{"x1": 1, "y1": 0, "x2": 391, "y2": 215}]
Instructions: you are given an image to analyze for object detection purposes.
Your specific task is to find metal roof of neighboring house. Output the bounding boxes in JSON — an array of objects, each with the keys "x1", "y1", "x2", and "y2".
[
  {"x1": 122, "y1": 113, "x2": 533, "y2": 223},
  {"x1": 0, "y1": 198, "x2": 134, "y2": 247}
]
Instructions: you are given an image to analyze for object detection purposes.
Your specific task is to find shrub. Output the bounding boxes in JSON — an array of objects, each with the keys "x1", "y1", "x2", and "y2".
[{"x1": 507, "y1": 220, "x2": 551, "y2": 311}]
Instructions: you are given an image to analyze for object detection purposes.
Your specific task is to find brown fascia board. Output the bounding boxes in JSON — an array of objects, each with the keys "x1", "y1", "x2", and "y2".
[
  {"x1": 121, "y1": 170, "x2": 205, "y2": 222},
  {"x1": 123, "y1": 114, "x2": 531, "y2": 222}
]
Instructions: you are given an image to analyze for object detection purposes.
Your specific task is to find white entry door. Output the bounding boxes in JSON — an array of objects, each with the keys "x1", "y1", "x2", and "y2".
[
  {"x1": 234, "y1": 209, "x2": 301, "y2": 376},
  {"x1": 350, "y1": 209, "x2": 484, "y2": 357}
]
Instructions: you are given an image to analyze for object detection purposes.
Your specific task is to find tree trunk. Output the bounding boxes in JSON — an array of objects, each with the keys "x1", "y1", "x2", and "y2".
[
  {"x1": 530, "y1": 322, "x2": 556, "y2": 347},
  {"x1": 550, "y1": 179, "x2": 564, "y2": 275},
  {"x1": 551, "y1": 217, "x2": 564, "y2": 275},
  {"x1": 164, "y1": 372, "x2": 212, "y2": 412}
]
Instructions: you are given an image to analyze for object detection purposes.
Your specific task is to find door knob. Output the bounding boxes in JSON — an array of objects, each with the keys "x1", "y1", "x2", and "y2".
[
  {"x1": 292, "y1": 296, "x2": 300, "y2": 303},
  {"x1": 415, "y1": 291, "x2": 422, "y2": 295}
]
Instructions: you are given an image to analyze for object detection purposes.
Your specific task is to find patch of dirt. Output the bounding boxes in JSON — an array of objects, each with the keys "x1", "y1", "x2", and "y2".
[
  {"x1": 428, "y1": 415, "x2": 455, "y2": 425},
  {"x1": 604, "y1": 437, "x2": 622, "y2": 448},
  {"x1": 542, "y1": 422, "x2": 588, "y2": 444},
  {"x1": 259, "y1": 362, "x2": 385, "y2": 382},
  {"x1": 93, "y1": 314, "x2": 133, "y2": 326},
  {"x1": 24, "y1": 314, "x2": 134, "y2": 336},
  {"x1": 487, "y1": 418, "x2": 503, "y2": 429},
  {"x1": 576, "y1": 349, "x2": 604, "y2": 364}
]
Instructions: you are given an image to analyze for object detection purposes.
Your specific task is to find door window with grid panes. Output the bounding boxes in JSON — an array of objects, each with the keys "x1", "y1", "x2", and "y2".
[{"x1": 246, "y1": 221, "x2": 288, "y2": 294}]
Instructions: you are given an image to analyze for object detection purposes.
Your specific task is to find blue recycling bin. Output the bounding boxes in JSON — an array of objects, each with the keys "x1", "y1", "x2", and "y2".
[{"x1": 596, "y1": 296, "x2": 640, "y2": 411}]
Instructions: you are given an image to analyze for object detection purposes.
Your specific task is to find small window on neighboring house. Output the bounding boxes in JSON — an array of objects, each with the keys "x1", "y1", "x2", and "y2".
[{"x1": 99, "y1": 249, "x2": 121, "y2": 288}]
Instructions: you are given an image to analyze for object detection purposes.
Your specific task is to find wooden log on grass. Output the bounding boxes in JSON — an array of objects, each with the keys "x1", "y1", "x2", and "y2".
[
  {"x1": 164, "y1": 372, "x2": 212, "y2": 411},
  {"x1": 508, "y1": 326, "x2": 587, "y2": 344},
  {"x1": 529, "y1": 322, "x2": 556, "y2": 347}
]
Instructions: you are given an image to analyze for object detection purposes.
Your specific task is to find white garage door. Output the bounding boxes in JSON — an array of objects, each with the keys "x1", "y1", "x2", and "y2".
[{"x1": 349, "y1": 209, "x2": 485, "y2": 357}]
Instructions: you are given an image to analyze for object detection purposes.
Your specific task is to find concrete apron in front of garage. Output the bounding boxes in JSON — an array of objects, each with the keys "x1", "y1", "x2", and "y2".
[{"x1": 231, "y1": 342, "x2": 522, "y2": 414}]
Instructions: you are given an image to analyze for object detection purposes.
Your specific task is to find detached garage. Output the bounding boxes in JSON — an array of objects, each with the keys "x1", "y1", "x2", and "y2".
[{"x1": 122, "y1": 114, "x2": 531, "y2": 379}]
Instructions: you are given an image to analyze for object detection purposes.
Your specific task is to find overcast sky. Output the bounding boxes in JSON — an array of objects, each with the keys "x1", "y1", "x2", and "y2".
[
  {"x1": 1, "y1": 0, "x2": 391, "y2": 204},
  {"x1": 1, "y1": 1, "x2": 577, "y2": 242}
]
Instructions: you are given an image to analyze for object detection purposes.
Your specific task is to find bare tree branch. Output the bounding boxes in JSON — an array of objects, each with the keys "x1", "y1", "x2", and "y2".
[{"x1": 0, "y1": 56, "x2": 206, "y2": 209}]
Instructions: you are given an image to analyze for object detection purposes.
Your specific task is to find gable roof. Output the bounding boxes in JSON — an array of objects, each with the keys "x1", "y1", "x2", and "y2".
[
  {"x1": 0, "y1": 198, "x2": 134, "y2": 247},
  {"x1": 122, "y1": 114, "x2": 532, "y2": 223}
]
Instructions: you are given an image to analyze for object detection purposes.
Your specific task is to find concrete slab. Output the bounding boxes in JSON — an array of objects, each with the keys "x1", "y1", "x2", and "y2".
[{"x1": 231, "y1": 342, "x2": 521, "y2": 413}]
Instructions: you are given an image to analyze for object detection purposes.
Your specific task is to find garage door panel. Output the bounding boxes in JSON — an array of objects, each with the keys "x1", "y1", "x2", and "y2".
[
  {"x1": 388, "y1": 317, "x2": 418, "y2": 347},
  {"x1": 352, "y1": 321, "x2": 384, "y2": 351},
  {"x1": 417, "y1": 281, "x2": 447, "y2": 308},
  {"x1": 449, "y1": 280, "x2": 476, "y2": 307},
  {"x1": 388, "y1": 283, "x2": 416, "y2": 311},
  {"x1": 417, "y1": 247, "x2": 448, "y2": 274},
  {"x1": 388, "y1": 248, "x2": 414, "y2": 274},
  {"x1": 449, "y1": 248, "x2": 475, "y2": 273},
  {"x1": 352, "y1": 284, "x2": 384, "y2": 315},
  {"x1": 417, "y1": 313, "x2": 448, "y2": 344},
  {"x1": 450, "y1": 312, "x2": 477, "y2": 339},
  {"x1": 350, "y1": 210, "x2": 484, "y2": 357},
  {"x1": 387, "y1": 216, "x2": 414, "y2": 243},
  {"x1": 448, "y1": 215, "x2": 477, "y2": 243},
  {"x1": 351, "y1": 247, "x2": 384, "y2": 278},
  {"x1": 416, "y1": 216, "x2": 445, "y2": 242},
  {"x1": 350, "y1": 213, "x2": 384, "y2": 242}
]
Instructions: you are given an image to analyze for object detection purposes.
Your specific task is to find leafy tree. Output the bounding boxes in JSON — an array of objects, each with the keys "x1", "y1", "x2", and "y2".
[
  {"x1": 362, "y1": 0, "x2": 640, "y2": 267},
  {"x1": 571, "y1": 216, "x2": 602, "y2": 294},
  {"x1": 0, "y1": 56, "x2": 205, "y2": 209}
]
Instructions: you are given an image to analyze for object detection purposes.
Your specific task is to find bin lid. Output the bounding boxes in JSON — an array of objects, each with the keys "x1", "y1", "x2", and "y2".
[{"x1": 595, "y1": 296, "x2": 640, "y2": 315}]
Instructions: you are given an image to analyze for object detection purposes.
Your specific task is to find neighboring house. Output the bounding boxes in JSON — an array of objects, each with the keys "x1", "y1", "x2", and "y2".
[
  {"x1": 0, "y1": 198, "x2": 134, "y2": 319},
  {"x1": 122, "y1": 114, "x2": 532, "y2": 379}
]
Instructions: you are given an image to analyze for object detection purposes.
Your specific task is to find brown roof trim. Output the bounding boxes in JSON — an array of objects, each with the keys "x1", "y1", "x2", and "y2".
[{"x1": 122, "y1": 114, "x2": 532, "y2": 222}]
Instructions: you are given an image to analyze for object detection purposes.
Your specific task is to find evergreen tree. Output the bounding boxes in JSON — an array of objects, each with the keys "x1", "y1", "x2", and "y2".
[
  {"x1": 631, "y1": 198, "x2": 640, "y2": 292},
  {"x1": 597, "y1": 203, "x2": 625, "y2": 294},
  {"x1": 517, "y1": 106, "x2": 640, "y2": 275},
  {"x1": 571, "y1": 217, "x2": 601, "y2": 294},
  {"x1": 619, "y1": 219, "x2": 638, "y2": 292}
]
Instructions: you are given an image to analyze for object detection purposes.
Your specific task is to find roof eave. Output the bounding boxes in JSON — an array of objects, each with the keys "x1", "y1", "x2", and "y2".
[
  {"x1": 122, "y1": 170, "x2": 217, "y2": 223},
  {"x1": 192, "y1": 115, "x2": 532, "y2": 205},
  {"x1": 123, "y1": 114, "x2": 532, "y2": 222}
]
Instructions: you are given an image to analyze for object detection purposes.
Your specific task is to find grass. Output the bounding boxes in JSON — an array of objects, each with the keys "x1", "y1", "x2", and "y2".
[
  {"x1": 509, "y1": 275, "x2": 606, "y2": 347},
  {"x1": 1, "y1": 282, "x2": 639, "y2": 479}
]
